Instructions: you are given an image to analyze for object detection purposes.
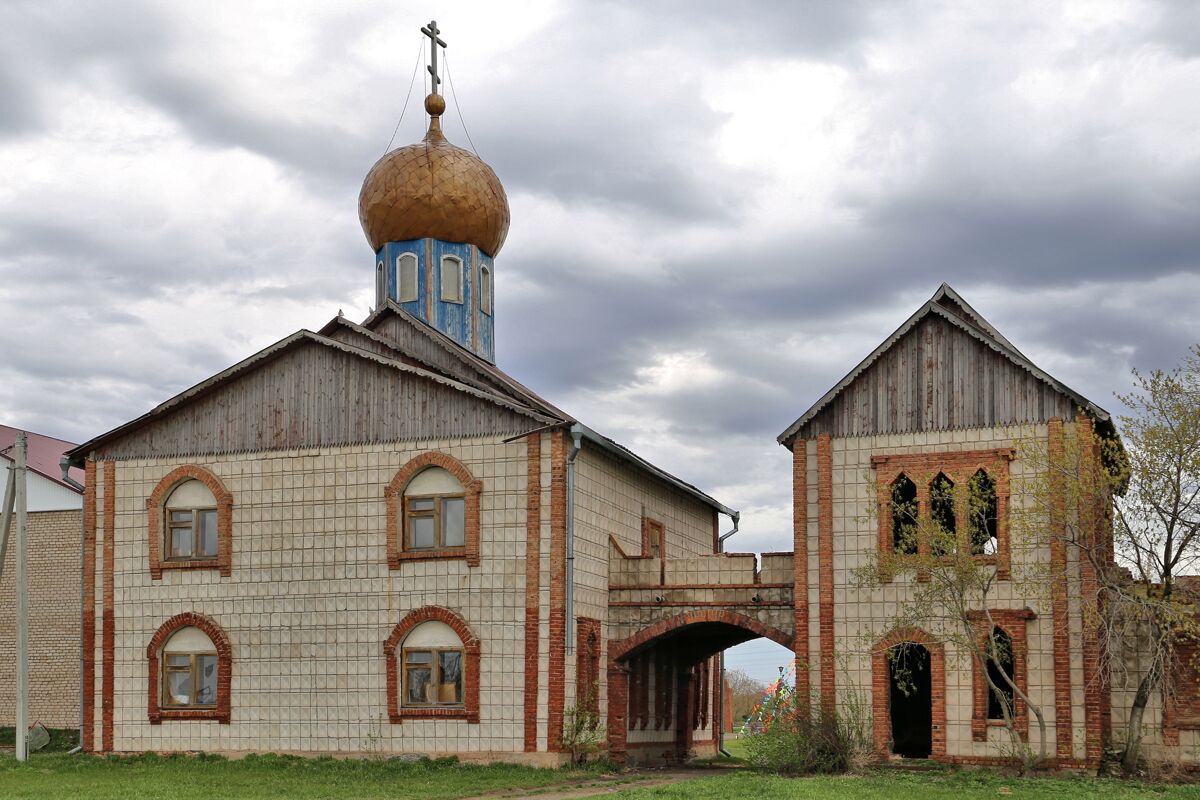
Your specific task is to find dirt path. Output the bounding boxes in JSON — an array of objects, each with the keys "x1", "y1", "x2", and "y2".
[{"x1": 457, "y1": 769, "x2": 715, "y2": 800}]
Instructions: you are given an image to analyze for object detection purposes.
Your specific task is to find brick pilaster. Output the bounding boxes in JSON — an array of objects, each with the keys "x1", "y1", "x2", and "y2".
[
  {"x1": 1077, "y1": 416, "x2": 1105, "y2": 766},
  {"x1": 81, "y1": 459, "x2": 96, "y2": 752},
  {"x1": 793, "y1": 440, "x2": 810, "y2": 704},
  {"x1": 1047, "y1": 418, "x2": 1074, "y2": 760},
  {"x1": 523, "y1": 432, "x2": 543, "y2": 751},
  {"x1": 101, "y1": 460, "x2": 115, "y2": 752},
  {"x1": 817, "y1": 433, "x2": 835, "y2": 712},
  {"x1": 547, "y1": 429, "x2": 567, "y2": 751}
]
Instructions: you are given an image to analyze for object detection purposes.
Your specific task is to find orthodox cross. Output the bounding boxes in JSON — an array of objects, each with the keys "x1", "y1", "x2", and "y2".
[{"x1": 421, "y1": 20, "x2": 447, "y2": 95}]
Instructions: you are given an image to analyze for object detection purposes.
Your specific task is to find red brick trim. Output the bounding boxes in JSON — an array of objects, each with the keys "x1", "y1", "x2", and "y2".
[
  {"x1": 146, "y1": 612, "x2": 232, "y2": 724},
  {"x1": 577, "y1": 617, "x2": 602, "y2": 715},
  {"x1": 817, "y1": 434, "x2": 835, "y2": 713},
  {"x1": 641, "y1": 516, "x2": 665, "y2": 558},
  {"x1": 609, "y1": 582, "x2": 792, "y2": 590},
  {"x1": 606, "y1": 662, "x2": 630, "y2": 763},
  {"x1": 1076, "y1": 416, "x2": 1106, "y2": 765},
  {"x1": 547, "y1": 430, "x2": 568, "y2": 750},
  {"x1": 871, "y1": 627, "x2": 946, "y2": 759},
  {"x1": 146, "y1": 464, "x2": 234, "y2": 579},
  {"x1": 81, "y1": 459, "x2": 96, "y2": 752},
  {"x1": 1047, "y1": 418, "x2": 1074, "y2": 760},
  {"x1": 102, "y1": 461, "x2": 115, "y2": 752},
  {"x1": 793, "y1": 440, "x2": 810, "y2": 703},
  {"x1": 608, "y1": 600, "x2": 792, "y2": 608},
  {"x1": 523, "y1": 432, "x2": 542, "y2": 752},
  {"x1": 871, "y1": 448, "x2": 1014, "y2": 580},
  {"x1": 383, "y1": 605, "x2": 481, "y2": 724},
  {"x1": 609, "y1": 609, "x2": 794, "y2": 662},
  {"x1": 634, "y1": 655, "x2": 649, "y2": 729},
  {"x1": 967, "y1": 609, "x2": 1034, "y2": 742},
  {"x1": 385, "y1": 451, "x2": 482, "y2": 568}
]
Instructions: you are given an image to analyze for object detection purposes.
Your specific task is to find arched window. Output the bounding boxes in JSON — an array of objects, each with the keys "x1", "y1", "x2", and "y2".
[
  {"x1": 165, "y1": 480, "x2": 217, "y2": 562},
  {"x1": 376, "y1": 259, "x2": 385, "y2": 304},
  {"x1": 385, "y1": 452, "x2": 483, "y2": 567},
  {"x1": 404, "y1": 467, "x2": 465, "y2": 551},
  {"x1": 480, "y1": 265, "x2": 492, "y2": 314},
  {"x1": 440, "y1": 255, "x2": 463, "y2": 303},
  {"x1": 986, "y1": 627, "x2": 1015, "y2": 721},
  {"x1": 383, "y1": 606, "x2": 480, "y2": 723},
  {"x1": 929, "y1": 473, "x2": 955, "y2": 556},
  {"x1": 891, "y1": 474, "x2": 918, "y2": 555},
  {"x1": 968, "y1": 469, "x2": 998, "y2": 556},
  {"x1": 162, "y1": 626, "x2": 218, "y2": 708},
  {"x1": 147, "y1": 612, "x2": 231, "y2": 724},
  {"x1": 397, "y1": 252, "x2": 418, "y2": 302},
  {"x1": 402, "y1": 620, "x2": 464, "y2": 708},
  {"x1": 147, "y1": 466, "x2": 233, "y2": 578}
]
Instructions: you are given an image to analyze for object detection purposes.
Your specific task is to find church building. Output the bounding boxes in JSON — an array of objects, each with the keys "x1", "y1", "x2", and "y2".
[{"x1": 62, "y1": 24, "x2": 1199, "y2": 768}]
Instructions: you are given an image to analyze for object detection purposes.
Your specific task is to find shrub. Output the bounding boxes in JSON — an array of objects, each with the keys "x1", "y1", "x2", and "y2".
[{"x1": 742, "y1": 688, "x2": 864, "y2": 776}]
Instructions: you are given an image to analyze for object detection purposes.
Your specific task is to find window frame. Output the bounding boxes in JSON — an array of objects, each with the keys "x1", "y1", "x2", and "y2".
[
  {"x1": 384, "y1": 606, "x2": 481, "y2": 724},
  {"x1": 165, "y1": 506, "x2": 219, "y2": 562},
  {"x1": 147, "y1": 466, "x2": 234, "y2": 579},
  {"x1": 401, "y1": 646, "x2": 465, "y2": 708},
  {"x1": 161, "y1": 651, "x2": 219, "y2": 709},
  {"x1": 440, "y1": 255, "x2": 464, "y2": 304},
  {"x1": 403, "y1": 492, "x2": 467, "y2": 552},
  {"x1": 396, "y1": 252, "x2": 419, "y2": 303},
  {"x1": 147, "y1": 612, "x2": 232, "y2": 724},
  {"x1": 871, "y1": 448, "x2": 1014, "y2": 581}
]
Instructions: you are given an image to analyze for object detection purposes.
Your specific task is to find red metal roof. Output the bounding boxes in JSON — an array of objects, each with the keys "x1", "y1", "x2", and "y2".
[{"x1": 0, "y1": 424, "x2": 84, "y2": 494}]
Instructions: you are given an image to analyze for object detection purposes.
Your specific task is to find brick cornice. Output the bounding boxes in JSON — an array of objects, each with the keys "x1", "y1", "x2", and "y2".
[
  {"x1": 385, "y1": 451, "x2": 482, "y2": 568},
  {"x1": 146, "y1": 612, "x2": 232, "y2": 725},
  {"x1": 146, "y1": 464, "x2": 234, "y2": 579},
  {"x1": 383, "y1": 605, "x2": 480, "y2": 724}
]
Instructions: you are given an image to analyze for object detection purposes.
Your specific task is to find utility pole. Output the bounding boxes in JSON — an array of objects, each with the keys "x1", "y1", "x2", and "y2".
[{"x1": 10, "y1": 432, "x2": 29, "y2": 761}]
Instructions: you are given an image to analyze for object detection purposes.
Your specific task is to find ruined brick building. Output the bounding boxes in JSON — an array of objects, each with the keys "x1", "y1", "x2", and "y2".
[{"x1": 57, "y1": 39, "x2": 1195, "y2": 768}]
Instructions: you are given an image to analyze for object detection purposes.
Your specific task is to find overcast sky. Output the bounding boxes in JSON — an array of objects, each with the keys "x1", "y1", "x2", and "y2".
[{"x1": 4, "y1": 1, "x2": 1200, "y2": 683}]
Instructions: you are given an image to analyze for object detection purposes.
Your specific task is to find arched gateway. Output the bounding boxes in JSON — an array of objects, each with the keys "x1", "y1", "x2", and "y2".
[{"x1": 607, "y1": 542, "x2": 796, "y2": 764}]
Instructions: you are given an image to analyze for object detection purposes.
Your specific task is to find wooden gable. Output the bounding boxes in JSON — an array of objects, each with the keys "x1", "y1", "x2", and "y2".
[
  {"x1": 79, "y1": 334, "x2": 550, "y2": 461},
  {"x1": 779, "y1": 284, "x2": 1109, "y2": 444}
]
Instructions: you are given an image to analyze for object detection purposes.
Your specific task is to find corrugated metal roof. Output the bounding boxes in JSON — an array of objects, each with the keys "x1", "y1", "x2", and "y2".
[{"x1": 0, "y1": 424, "x2": 84, "y2": 493}]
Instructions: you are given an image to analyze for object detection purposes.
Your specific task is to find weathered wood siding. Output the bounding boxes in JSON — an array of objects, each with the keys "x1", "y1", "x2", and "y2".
[
  {"x1": 371, "y1": 315, "x2": 494, "y2": 391},
  {"x1": 94, "y1": 341, "x2": 539, "y2": 460},
  {"x1": 801, "y1": 315, "x2": 1079, "y2": 438}
]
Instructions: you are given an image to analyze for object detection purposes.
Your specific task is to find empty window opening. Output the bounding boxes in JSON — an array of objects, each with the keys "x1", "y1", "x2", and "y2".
[
  {"x1": 968, "y1": 469, "x2": 998, "y2": 555},
  {"x1": 891, "y1": 475, "x2": 918, "y2": 555},
  {"x1": 986, "y1": 627, "x2": 1015, "y2": 721},
  {"x1": 930, "y1": 473, "x2": 955, "y2": 556}
]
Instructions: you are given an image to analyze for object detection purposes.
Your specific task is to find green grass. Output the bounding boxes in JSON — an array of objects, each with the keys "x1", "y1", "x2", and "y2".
[
  {"x1": 603, "y1": 770, "x2": 1200, "y2": 799},
  {"x1": 0, "y1": 752, "x2": 613, "y2": 800}
]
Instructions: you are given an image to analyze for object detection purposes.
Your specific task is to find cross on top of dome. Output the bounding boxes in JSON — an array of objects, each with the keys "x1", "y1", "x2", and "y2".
[{"x1": 421, "y1": 20, "x2": 447, "y2": 96}]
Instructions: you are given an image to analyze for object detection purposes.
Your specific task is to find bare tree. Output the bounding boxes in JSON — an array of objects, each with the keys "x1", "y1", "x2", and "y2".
[
  {"x1": 725, "y1": 668, "x2": 770, "y2": 725},
  {"x1": 1029, "y1": 346, "x2": 1200, "y2": 773}
]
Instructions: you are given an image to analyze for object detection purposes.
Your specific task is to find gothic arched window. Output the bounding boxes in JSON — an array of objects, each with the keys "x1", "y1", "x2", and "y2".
[
  {"x1": 968, "y1": 469, "x2": 998, "y2": 556},
  {"x1": 986, "y1": 627, "x2": 1015, "y2": 720},
  {"x1": 930, "y1": 473, "x2": 955, "y2": 555},
  {"x1": 891, "y1": 474, "x2": 918, "y2": 555}
]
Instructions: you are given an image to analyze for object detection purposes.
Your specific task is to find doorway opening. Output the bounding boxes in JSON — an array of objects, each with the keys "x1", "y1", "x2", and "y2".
[{"x1": 888, "y1": 642, "x2": 932, "y2": 758}]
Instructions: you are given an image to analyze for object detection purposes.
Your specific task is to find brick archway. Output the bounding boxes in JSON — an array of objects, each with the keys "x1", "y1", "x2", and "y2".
[
  {"x1": 872, "y1": 627, "x2": 946, "y2": 758},
  {"x1": 607, "y1": 609, "x2": 795, "y2": 764},
  {"x1": 609, "y1": 609, "x2": 794, "y2": 663}
]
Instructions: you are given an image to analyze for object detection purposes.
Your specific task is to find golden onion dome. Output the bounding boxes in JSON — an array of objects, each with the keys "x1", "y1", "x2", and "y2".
[{"x1": 358, "y1": 94, "x2": 510, "y2": 257}]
